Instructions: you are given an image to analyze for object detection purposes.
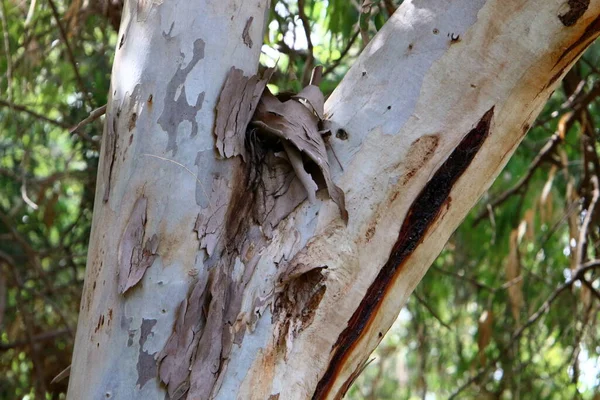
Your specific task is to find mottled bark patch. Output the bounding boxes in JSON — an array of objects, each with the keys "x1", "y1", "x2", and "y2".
[
  {"x1": 117, "y1": 196, "x2": 159, "y2": 294},
  {"x1": 136, "y1": 318, "x2": 157, "y2": 389},
  {"x1": 558, "y1": 0, "x2": 590, "y2": 26},
  {"x1": 158, "y1": 39, "x2": 205, "y2": 153},
  {"x1": 313, "y1": 107, "x2": 495, "y2": 399}
]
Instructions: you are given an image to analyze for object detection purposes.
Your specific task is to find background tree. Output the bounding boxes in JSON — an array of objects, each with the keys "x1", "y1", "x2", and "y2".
[{"x1": 0, "y1": 0, "x2": 598, "y2": 399}]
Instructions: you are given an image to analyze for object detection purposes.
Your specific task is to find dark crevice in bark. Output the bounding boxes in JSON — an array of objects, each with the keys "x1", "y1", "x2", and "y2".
[
  {"x1": 312, "y1": 107, "x2": 495, "y2": 399},
  {"x1": 558, "y1": 0, "x2": 590, "y2": 27}
]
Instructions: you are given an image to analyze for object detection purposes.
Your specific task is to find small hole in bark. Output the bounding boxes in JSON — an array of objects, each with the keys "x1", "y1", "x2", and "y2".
[
  {"x1": 105, "y1": 392, "x2": 112, "y2": 398},
  {"x1": 378, "y1": 332, "x2": 383, "y2": 338},
  {"x1": 119, "y1": 35, "x2": 125, "y2": 49},
  {"x1": 433, "y1": 28, "x2": 439, "y2": 34},
  {"x1": 336, "y1": 129, "x2": 348, "y2": 140},
  {"x1": 408, "y1": 43, "x2": 413, "y2": 50},
  {"x1": 387, "y1": 105, "x2": 392, "y2": 110},
  {"x1": 161, "y1": 309, "x2": 166, "y2": 314},
  {"x1": 362, "y1": 71, "x2": 367, "y2": 77}
]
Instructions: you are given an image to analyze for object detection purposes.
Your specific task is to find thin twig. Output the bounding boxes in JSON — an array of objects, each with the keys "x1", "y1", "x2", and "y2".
[
  {"x1": 297, "y1": 0, "x2": 314, "y2": 86},
  {"x1": 323, "y1": 30, "x2": 360, "y2": 77},
  {"x1": 473, "y1": 131, "x2": 565, "y2": 226},
  {"x1": 0, "y1": 99, "x2": 69, "y2": 128},
  {"x1": 449, "y1": 260, "x2": 600, "y2": 399},
  {"x1": 69, "y1": 103, "x2": 106, "y2": 143},
  {"x1": 575, "y1": 175, "x2": 599, "y2": 266},
  {"x1": 47, "y1": 0, "x2": 93, "y2": 107},
  {"x1": 413, "y1": 291, "x2": 452, "y2": 331},
  {"x1": 0, "y1": 0, "x2": 13, "y2": 101}
]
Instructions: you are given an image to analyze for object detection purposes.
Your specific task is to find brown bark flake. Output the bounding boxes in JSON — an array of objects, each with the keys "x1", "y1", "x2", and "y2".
[
  {"x1": 117, "y1": 196, "x2": 159, "y2": 294},
  {"x1": 312, "y1": 107, "x2": 495, "y2": 399}
]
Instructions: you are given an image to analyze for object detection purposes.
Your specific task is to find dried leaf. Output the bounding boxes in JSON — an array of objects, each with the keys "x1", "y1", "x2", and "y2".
[
  {"x1": 477, "y1": 310, "x2": 493, "y2": 366},
  {"x1": 292, "y1": 84, "x2": 325, "y2": 120},
  {"x1": 539, "y1": 165, "x2": 557, "y2": 224},
  {"x1": 522, "y1": 208, "x2": 535, "y2": 241},
  {"x1": 505, "y1": 229, "x2": 523, "y2": 323}
]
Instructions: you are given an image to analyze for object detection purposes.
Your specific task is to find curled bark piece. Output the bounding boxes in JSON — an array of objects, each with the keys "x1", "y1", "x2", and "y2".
[
  {"x1": 214, "y1": 66, "x2": 348, "y2": 223},
  {"x1": 214, "y1": 67, "x2": 274, "y2": 160},
  {"x1": 253, "y1": 90, "x2": 348, "y2": 222}
]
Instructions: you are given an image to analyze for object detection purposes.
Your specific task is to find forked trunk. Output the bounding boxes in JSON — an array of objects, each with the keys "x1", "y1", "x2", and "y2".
[{"x1": 68, "y1": 0, "x2": 600, "y2": 399}]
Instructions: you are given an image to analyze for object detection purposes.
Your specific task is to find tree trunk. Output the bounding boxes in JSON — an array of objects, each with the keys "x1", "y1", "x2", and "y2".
[{"x1": 68, "y1": 0, "x2": 600, "y2": 399}]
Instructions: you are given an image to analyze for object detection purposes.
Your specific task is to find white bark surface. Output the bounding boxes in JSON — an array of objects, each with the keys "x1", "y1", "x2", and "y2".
[{"x1": 68, "y1": 0, "x2": 600, "y2": 399}]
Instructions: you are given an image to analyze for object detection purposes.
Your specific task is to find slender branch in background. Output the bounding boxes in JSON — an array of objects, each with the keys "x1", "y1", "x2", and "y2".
[
  {"x1": 473, "y1": 128, "x2": 567, "y2": 226},
  {"x1": 359, "y1": 0, "x2": 374, "y2": 48},
  {"x1": 0, "y1": 0, "x2": 13, "y2": 101},
  {"x1": 0, "y1": 328, "x2": 70, "y2": 350},
  {"x1": 0, "y1": 99, "x2": 69, "y2": 128},
  {"x1": 575, "y1": 175, "x2": 599, "y2": 265},
  {"x1": 0, "y1": 265, "x2": 5, "y2": 328},
  {"x1": 383, "y1": 0, "x2": 397, "y2": 17},
  {"x1": 449, "y1": 259, "x2": 600, "y2": 399},
  {"x1": 322, "y1": 29, "x2": 360, "y2": 77},
  {"x1": 581, "y1": 278, "x2": 600, "y2": 301},
  {"x1": 46, "y1": 0, "x2": 93, "y2": 108},
  {"x1": 431, "y1": 265, "x2": 495, "y2": 292},
  {"x1": 0, "y1": 250, "x2": 48, "y2": 397},
  {"x1": 413, "y1": 291, "x2": 452, "y2": 331},
  {"x1": 297, "y1": 0, "x2": 314, "y2": 86}
]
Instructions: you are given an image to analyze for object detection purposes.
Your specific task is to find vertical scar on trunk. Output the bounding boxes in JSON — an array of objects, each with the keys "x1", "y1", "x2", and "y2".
[{"x1": 312, "y1": 107, "x2": 495, "y2": 399}]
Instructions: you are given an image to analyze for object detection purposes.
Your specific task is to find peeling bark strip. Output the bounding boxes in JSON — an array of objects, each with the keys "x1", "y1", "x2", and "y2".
[
  {"x1": 117, "y1": 196, "x2": 159, "y2": 294},
  {"x1": 312, "y1": 107, "x2": 495, "y2": 399},
  {"x1": 214, "y1": 67, "x2": 274, "y2": 160}
]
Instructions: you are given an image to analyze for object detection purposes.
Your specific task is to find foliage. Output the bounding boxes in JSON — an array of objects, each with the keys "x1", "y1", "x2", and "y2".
[{"x1": 0, "y1": 0, "x2": 598, "y2": 399}]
